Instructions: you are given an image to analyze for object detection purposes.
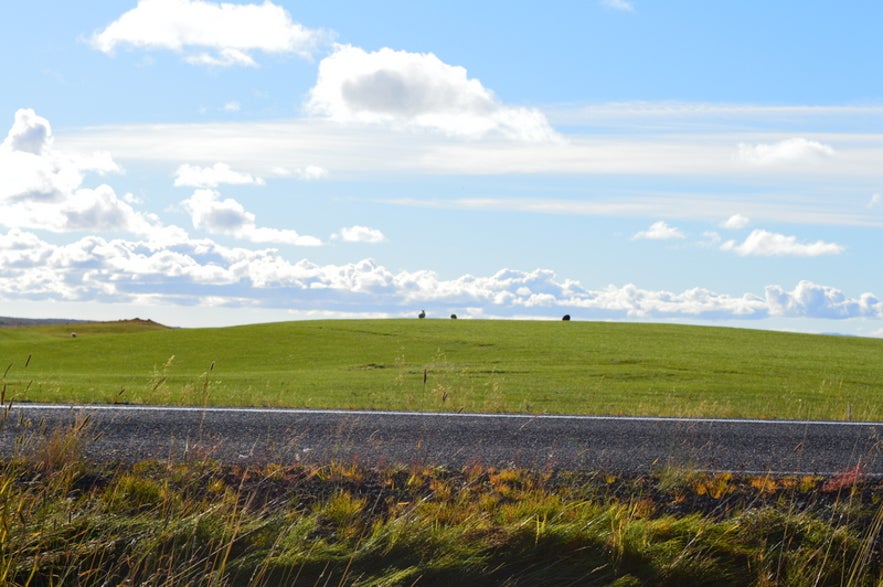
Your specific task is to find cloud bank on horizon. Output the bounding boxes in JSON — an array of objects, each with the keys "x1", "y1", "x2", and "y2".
[{"x1": 1, "y1": 0, "x2": 882, "y2": 335}]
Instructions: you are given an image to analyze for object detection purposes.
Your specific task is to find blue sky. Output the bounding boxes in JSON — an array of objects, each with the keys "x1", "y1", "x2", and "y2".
[{"x1": 1, "y1": 0, "x2": 882, "y2": 335}]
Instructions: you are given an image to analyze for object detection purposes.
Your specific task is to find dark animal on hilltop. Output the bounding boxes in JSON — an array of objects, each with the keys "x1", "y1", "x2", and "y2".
[
  {"x1": 418, "y1": 310, "x2": 426, "y2": 319},
  {"x1": 450, "y1": 314, "x2": 457, "y2": 319},
  {"x1": 562, "y1": 314, "x2": 571, "y2": 321}
]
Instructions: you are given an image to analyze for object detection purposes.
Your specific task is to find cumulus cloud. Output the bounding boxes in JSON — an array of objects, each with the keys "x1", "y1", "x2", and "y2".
[
  {"x1": 180, "y1": 189, "x2": 321, "y2": 246},
  {"x1": 174, "y1": 162, "x2": 265, "y2": 188},
  {"x1": 306, "y1": 45, "x2": 557, "y2": 141},
  {"x1": 721, "y1": 229, "x2": 844, "y2": 256},
  {"x1": 766, "y1": 281, "x2": 881, "y2": 319},
  {"x1": 869, "y1": 193, "x2": 881, "y2": 209},
  {"x1": 331, "y1": 225, "x2": 387, "y2": 244},
  {"x1": 737, "y1": 137, "x2": 836, "y2": 165},
  {"x1": 721, "y1": 213, "x2": 750, "y2": 229},
  {"x1": 0, "y1": 109, "x2": 155, "y2": 234},
  {"x1": 632, "y1": 220, "x2": 685, "y2": 240},
  {"x1": 62, "y1": 185, "x2": 156, "y2": 233},
  {"x1": 2, "y1": 229, "x2": 878, "y2": 323},
  {"x1": 90, "y1": 0, "x2": 328, "y2": 66},
  {"x1": 2, "y1": 107, "x2": 52, "y2": 155},
  {"x1": 2, "y1": 109, "x2": 122, "y2": 193}
]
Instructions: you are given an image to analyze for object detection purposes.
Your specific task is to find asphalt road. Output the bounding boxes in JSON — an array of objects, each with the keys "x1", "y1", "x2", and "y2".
[{"x1": 2, "y1": 404, "x2": 882, "y2": 475}]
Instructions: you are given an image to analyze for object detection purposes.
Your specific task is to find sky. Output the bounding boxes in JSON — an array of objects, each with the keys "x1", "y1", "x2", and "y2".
[{"x1": 1, "y1": 1, "x2": 882, "y2": 335}]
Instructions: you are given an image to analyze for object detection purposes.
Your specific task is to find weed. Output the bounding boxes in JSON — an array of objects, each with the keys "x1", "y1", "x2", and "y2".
[{"x1": 822, "y1": 464, "x2": 865, "y2": 493}]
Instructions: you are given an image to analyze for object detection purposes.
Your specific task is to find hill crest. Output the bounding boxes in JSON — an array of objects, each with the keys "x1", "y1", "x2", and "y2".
[{"x1": 0, "y1": 317, "x2": 168, "y2": 329}]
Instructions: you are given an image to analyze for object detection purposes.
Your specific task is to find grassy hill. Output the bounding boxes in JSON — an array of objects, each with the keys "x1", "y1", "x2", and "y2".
[{"x1": 1, "y1": 319, "x2": 882, "y2": 420}]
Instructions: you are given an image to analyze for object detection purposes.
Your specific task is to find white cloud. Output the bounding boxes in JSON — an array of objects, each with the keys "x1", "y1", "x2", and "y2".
[
  {"x1": 269, "y1": 165, "x2": 328, "y2": 180},
  {"x1": 2, "y1": 230, "x2": 877, "y2": 323},
  {"x1": 58, "y1": 116, "x2": 883, "y2": 193},
  {"x1": 90, "y1": 0, "x2": 328, "y2": 66},
  {"x1": 306, "y1": 44, "x2": 557, "y2": 141},
  {"x1": 632, "y1": 220, "x2": 685, "y2": 240},
  {"x1": 721, "y1": 213, "x2": 750, "y2": 229},
  {"x1": 869, "y1": 193, "x2": 881, "y2": 209},
  {"x1": 181, "y1": 189, "x2": 249, "y2": 232},
  {"x1": 298, "y1": 165, "x2": 328, "y2": 180},
  {"x1": 291, "y1": 165, "x2": 329, "y2": 180},
  {"x1": 1, "y1": 110, "x2": 65, "y2": 203},
  {"x1": 737, "y1": 137, "x2": 836, "y2": 165},
  {"x1": 2, "y1": 107, "x2": 52, "y2": 155},
  {"x1": 601, "y1": 0, "x2": 634, "y2": 11},
  {"x1": 766, "y1": 281, "x2": 881, "y2": 319},
  {"x1": 174, "y1": 162, "x2": 265, "y2": 188},
  {"x1": 721, "y1": 229, "x2": 844, "y2": 256},
  {"x1": 187, "y1": 49, "x2": 257, "y2": 68},
  {"x1": 62, "y1": 185, "x2": 155, "y2": 233},
  {"x1": 332, "y1": 225, "x2": 387, "y2": 244},
  {"x1": 53, "y1": 111, "x2": 883, "y2": 230},
  {"x1": 180, "y1": 189, "x2": 321, "y2": 246},
  {"x1": 0, "y1": 109, "x2": 154, "y2": 234},
  {"x1": 222, "y1": 101, "x2": 242, "y2": 112}
]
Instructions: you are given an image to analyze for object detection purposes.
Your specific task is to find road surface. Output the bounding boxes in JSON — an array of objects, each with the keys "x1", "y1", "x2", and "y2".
[{"x1": 2, "y1": 404, "x2": 882, "y2": 475}]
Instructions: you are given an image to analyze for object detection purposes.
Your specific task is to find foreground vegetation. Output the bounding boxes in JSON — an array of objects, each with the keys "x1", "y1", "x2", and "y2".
[
  {"x1": 2, "y1": 428, "x2": 882, "y2": 586},
  {"x1": 2, "y1": 318, "x2": 883, "y2": 420}
]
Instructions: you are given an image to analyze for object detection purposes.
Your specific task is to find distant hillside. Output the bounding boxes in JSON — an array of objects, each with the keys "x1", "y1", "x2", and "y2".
[
  {"x1": 0, "y1": 317, "x2": 168, "y2": 329},
  {"x1": 0, "y1": 316, "x2": 90, "y2": 328}
]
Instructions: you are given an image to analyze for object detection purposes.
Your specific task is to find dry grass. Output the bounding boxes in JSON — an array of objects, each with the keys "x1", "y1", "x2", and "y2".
[{"x1": 0, "y1": 421, "x2": 882, "y2": 586}]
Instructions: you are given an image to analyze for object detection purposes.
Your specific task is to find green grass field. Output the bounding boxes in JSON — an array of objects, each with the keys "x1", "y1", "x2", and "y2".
[{"x1": 2, "y1": 318, "x2": 883, "y2": 420}]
